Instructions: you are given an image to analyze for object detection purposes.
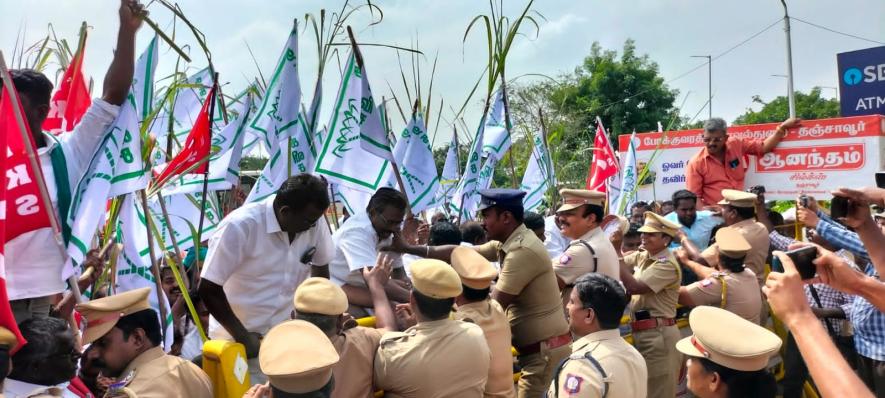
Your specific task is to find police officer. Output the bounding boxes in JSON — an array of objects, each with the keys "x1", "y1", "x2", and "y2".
[
  {"x1": 676, "y1": 306, "x2": 780, "y2": 398},
  {"x1": 679, "y1": 227, "x2": 763, "y2": 324},
  {"x1": 552, "y1": 189, "x2": 621, "y2": 308},
  {"x1": 386, "y1": 189, "x2": 570, "y2": 398},
  {"x1": 451, "y1": 246, "x2": 516, "y2": 398},
  {"x1": 76, "y1": 288, "x2": 213, "y2": 398},
  {"x1": 548, "y1": 273, "x2": 648, "y2": 398},
  {"x1": 617, "y1": 212, "x2": 682, "y2": 398},
  {"x1": 374, "y1": 259, "x2": 490, "y2": 397},
  {"x1": 250, "y1": 320, "x2": 340, "y2": 398}
]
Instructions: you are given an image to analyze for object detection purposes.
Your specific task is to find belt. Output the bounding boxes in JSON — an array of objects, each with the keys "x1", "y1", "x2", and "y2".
[
  {"x1": 631, "y1": 317, "x2": 676, "y2": 332},
  {"x1": 516, "y1": 332, "x2": 572, "y2": 356}
]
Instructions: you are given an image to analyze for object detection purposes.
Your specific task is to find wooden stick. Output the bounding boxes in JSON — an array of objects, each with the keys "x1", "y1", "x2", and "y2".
[
  {"x1": 138, "y1": 190, "x2": 169, "y2": 345},
  {"x1": 155, "y1": 191, "x2": 188, "y2": 291}
]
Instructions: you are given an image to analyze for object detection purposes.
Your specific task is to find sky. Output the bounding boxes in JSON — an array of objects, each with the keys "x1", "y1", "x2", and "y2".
[{"x1": 2, "y1": 0, "x2": 884, "y2": 149}]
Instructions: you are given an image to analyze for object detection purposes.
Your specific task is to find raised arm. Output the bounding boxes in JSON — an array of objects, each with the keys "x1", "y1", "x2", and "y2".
[
  {"x1": 102, "y1": 0, "x2": 144, "y2": 105},
  {"x1": 761, "y1": 117, "x2": 800, "y2": 153}
]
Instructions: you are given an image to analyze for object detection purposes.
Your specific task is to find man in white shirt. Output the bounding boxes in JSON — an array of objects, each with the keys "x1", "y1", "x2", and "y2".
[
  {"x1": 198, "y1": 174, "x2": 334, "y2": 384},
  {"x1": 4, "y1": 317, "x2": 80, "y2": 398},
  {"x1": 5, "y1": 0, "x2": 144, "y2": 322},
  {"x1": 329, "y1": 187, "x2": 413, "y2": 317}
]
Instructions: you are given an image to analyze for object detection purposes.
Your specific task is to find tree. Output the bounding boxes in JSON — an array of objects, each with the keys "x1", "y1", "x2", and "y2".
[
  {"x1": 733, "y1": 87, "x2": 840, "y2": 125},
  {"x1": 239, "y1": 155, "x2": 268, "y2": 171}
]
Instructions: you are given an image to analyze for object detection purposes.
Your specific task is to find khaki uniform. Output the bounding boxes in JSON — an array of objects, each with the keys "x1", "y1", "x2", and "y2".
[
  {"x1": 330, "y1": 327, "x2": 384, "y2": 398},
  {"x1": 454, "y1": 299, "x2": 516, "y2": 398},
  {"x1": 547, "y1": 329, "x2": 648, "y2": 398},
  {"x1": 701, "y1": 218, "x2": 770, "y2": 286},
  {"x1": 624, "y1": 249, "x2": 682, "y2": 398},
  {"x1": 374, "y1": 319, "x2": 490, "y2": 398},
  {"x1": 106, "y1": 347, "x2": 213, "y2": 398},
  {"x1": 554, "y1": 227, "x2": 620, "y2": 310},
  {"x1": 684, "y1": 269, "x2": 762, "y2": 324},
  {"x1": 475, "y1": 225, "x2": 571, "y2": 398}
]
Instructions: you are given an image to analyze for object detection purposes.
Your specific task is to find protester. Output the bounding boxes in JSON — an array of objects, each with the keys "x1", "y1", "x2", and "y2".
[
  {"x1": 450, "y1": 247, "x2": 515, "y2": 398},
  {"x1": 678, "y1": 227, "x2": 762, "y2": 324},
  {"x1": 386, "y1": 189, "x2": 570, "y2": 398},
  {"x1": 4, "y1": 0, "x2": 144, "y2": 323},
  {"x1": 765, "y1": 250, "x2": 876, "y2": 398},
  {"x1": 460, "y1": 221, "x2": 488, "y2": 246},
  {"x1": 374, "y1": 259, "x2": 490, "y2": 397},
  {"x1": 248, "y1": 320, "x2": 340, "y2": 398},
  {"x1": 629, "y1": 201, "x2": 652, "y2": 225},
  {"x1": 329, "y1": 188, "x2": 413, "y2": 317},
  {"x1": 685, "y1": 116, "x2": 800, "y2": 207},
  {"x1": 293, "y1": 264, "x2": 396, "y2": 398},
  {"x1": 618, "y1": 223, "x2": 642, "y2": 255},
  {"x1": 665, "y1": 189, "x2": 722, "y2": 251},
  {"x1": 428, "y1": 221, "x2": 462, "y2": 246},
  {"x1": 4, "y1": 317, "x2": 79, "y2": 397},
  {"x1": 676, "y1": 306, "x2": 780, "y2": 398},
  {"x1": 77, "y1": 288, "x2": 213, "y2": 397},
  {"x1": 617, "y1": 212, "x2": 682, "y2": 398},
  {"x1": 198, "y1": 174, "x2": 333, "y2": 383},
  {"x1": 548, "y1": 273, "x2": 647, "y2": 398},
  {"x1": 659, "y1": 200, "x2": 675, "y2": 216}
]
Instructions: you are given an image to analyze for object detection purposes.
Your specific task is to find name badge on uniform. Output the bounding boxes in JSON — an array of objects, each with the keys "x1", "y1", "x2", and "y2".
[{"x1": 565, "y1": 373, "x2": 583, "y2": 394}]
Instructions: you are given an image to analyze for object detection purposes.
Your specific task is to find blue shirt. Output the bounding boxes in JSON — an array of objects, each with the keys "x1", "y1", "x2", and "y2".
[
  {"x1": 848, "y1": 263, "x2": 885, "y2": 361},
  {"x1": 665, "y1": 210, "x2": 723, "y2": 250},
  {"x1": 814, "y1": 211, "x2": 871, "y2": 264}
]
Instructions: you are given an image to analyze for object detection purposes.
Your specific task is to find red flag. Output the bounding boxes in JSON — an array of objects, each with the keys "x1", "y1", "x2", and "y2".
[
  {"x1": 155, "y1": 85, "x2": 215, "y2": 185},
  {"x1": 43, "y1": 41, "x2": 91, "y2": 135},
  {"x1": 0, "y1": 80, "x2": 41, "y2": 353},
  {"x1": 585, "y1": 118, "x2": 618, "y2": 192}
]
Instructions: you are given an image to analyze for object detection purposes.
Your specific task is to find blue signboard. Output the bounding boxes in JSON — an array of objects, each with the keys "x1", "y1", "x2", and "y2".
[{"x1": 838, "y1": 46, "x2": 885, "y2": 117}]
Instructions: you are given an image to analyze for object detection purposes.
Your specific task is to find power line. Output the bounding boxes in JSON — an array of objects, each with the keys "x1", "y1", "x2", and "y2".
[{"x1": 791, "y1": 16, "x2": 885, "y2": 46}]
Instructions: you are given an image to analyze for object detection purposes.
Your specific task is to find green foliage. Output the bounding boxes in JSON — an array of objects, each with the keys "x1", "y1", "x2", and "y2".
[
  {"x1": 733, "y1": 87, "x2": 840, "y2": 125},
  {"x1": 239, "y1": 155, "x2": 268, "y2": 172}
]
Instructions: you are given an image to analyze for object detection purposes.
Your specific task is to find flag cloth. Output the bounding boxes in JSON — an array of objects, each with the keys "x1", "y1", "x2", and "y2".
[
  {"x1": 449, "y1": 121, "x2": 485, "y2": 220},
  {"x1": 314, "y1": 53, "x2": 391, "y2": 193},
  {"x1": 43, "y1": 40, "x2": 91, "y2": 135},
  {"x1": 161, "y1": 96, "x2": 253, "y2": 196},
  {"x1": 0, "y1": 79, "x2": 35, "y2": 352},
  {"x1": 246, "y1": 24, "x2": 303, "y2": 154},
  {"x1": 331, "y1": 183, "x2": 372, "y2": 217},
  {"x1": 585, "y1": 117, "x2": 618, "y2": 192},
  {"x1": 359, "y1": 102, "x2": 393, "y2": 162},
  {"x1": 154, "y1": 85, "x2": 216, "y2": 186},
  {"x1": 521, "y1": 133, "x2": 554, "y2": 212},
  {"x1": 244, "y1": 114, "x2": 314, "y2": 204},
  {"x1": 391, "y1": 114, "x2": 439, "y2": 213},
  {"x1": 435, "y1": 138, "x2": 460, "y2": 207},
  {"x1": 480, "y1": 89, "x2": 511, "y2": 160},
  {"x1": 611, "y1": 132, "x2": 638, "y2": 216}
]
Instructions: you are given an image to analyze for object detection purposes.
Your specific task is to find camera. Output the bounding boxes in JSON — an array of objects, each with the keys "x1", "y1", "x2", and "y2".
[
  {"x1": 799, "y1": 194, "x2": 810, "y2": 208},
  {"x1": 830, "y1": 196, "x2": 850, "y2": 220}
]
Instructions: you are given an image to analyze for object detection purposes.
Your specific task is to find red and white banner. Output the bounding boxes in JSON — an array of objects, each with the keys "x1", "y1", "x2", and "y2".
[
  {"x1": 43, "y1": 43, "x2": 91, "y2": 135},
  {"x1": 617, "y1": 115, "x2": 885, "y2": 201}
]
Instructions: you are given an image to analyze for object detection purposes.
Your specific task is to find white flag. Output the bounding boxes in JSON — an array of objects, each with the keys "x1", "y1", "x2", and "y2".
[
  {"x1": 392, "y1": 114, "x2": 440, "y2": 213},
  {"x1": 521, "y1": 133, "x2": 555, "y2": 212},
  {"x1": 360, "y1": 102, "x2": 393, "y2": 161},
  {"x1": 480, "y1": 89, "x2": 511, "y2": 160},
  {"x1": 449, "y1": 119, "x2": 485, "y2": 220},
  {"x1": 611, "y1": 132, "x2": 638, "y2": 216},
  {"x1": 331, "y1": 183, "x2": 372, "y2": 217},
  {"x1": 244, "y1": 115, "x2": 315, "y2": 204},
  {"x1": 246, "y1": 24, "x2": 305, "y2": 154},
  {"x1": 314, "y1": 53, "x2": 391, "y2": 193},
  {"x1": 161, "y1": 96, "x2": 253, "y2": 196}
]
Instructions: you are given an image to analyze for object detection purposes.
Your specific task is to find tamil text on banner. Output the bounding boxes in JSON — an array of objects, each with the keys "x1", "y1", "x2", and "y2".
[{"x1": 617, "y1": 115, "x2": 885, "y2": 201}]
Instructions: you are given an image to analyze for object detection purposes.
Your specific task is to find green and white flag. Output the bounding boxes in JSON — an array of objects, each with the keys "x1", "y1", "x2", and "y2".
[
  {"x1": 161, "y1": 96, "x2": 253, "y2": 196},
  {"x1": 332, "y1": 183, "x2": 372, "y2": 217},
  {"x1": 246, "y1": 24, "x2": 303, "y2": 154},
  {"x1": 480, "y1": 89, "x2": 511, "y2": 160},
  {"x1": 244, "y1": 114, "x2": 314, "y2": 203},
  {"x1": 360, "y1": 102, "x2": 393, "y2": 161},
  {"x1": 521, "y1": 133, "x2": 555, "y2": 212},
  {"x1": 314, "y1": 53, "x2": 391, "y2": 192},
  {"x1": 392, "y1": 114, "x2": 439, "y2": 213},
  {"x1": 449, "y1": 122, "x2": 485, "y2": 219}
]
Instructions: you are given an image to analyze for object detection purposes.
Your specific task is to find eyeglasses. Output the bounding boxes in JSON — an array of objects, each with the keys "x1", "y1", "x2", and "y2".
[
  {"x1": 53, "y1": 347, "x2": 82, "y2": 362},
  {"x1": 702, "y1": 136, "x2": 725, "y2": 144},
  {"x1": 376, "y1": 213, "x2": 404, "y2": 229}
]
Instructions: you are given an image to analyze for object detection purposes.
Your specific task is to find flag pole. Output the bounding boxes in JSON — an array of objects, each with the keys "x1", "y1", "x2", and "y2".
[
  {"x1": 499, "y1": 72, "x2": 519, "y2": 188},
  {"x1": 155, "y1": 191, "x2": 188, "y2": 290},
  {"x1": 193, "y1": 74, "x2": 219, "y2": 288},
  {"x1": 137, "y1": 190, "x2": 170, "y2": 345},
  {"x1": 0, "y1": 51, "x2": 84, "y2": 304}
]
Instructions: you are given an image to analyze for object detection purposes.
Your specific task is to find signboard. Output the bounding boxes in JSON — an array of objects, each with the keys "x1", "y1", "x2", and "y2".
[
  {"x1": 837, "y1": 45, "x2": 885, "y2": 117},
  {"x1": 617, "y1": 115, "x2": 885, "y2": 201}
]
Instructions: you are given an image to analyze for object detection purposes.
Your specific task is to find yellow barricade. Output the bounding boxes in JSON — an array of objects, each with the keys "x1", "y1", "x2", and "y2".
[{"x1": 202, "y1": 340, "x2": 251, "y2": 398}]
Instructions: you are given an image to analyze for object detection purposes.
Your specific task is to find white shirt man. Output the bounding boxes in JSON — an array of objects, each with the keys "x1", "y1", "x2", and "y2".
[{"x1": 329, "y1": 211, "x2": 404, "y2": 287}]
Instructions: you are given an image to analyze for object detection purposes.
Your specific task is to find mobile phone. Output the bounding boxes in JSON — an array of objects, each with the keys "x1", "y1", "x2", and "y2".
[
  {"x1": 830, "y1": 196, "x2": 850, "y2": 220},
  {"x1": 772, "y1": 246, "x2": 818, "y2": 279},
  {"x1": 876, "y1": 172, "x2": 885, "y2": 189},
  {"x1": 799, "y1": 194, "x2": 809, "y2": 208},
  {"x1": 300, "y1": 247, "x2": 317, "y2": 264}
]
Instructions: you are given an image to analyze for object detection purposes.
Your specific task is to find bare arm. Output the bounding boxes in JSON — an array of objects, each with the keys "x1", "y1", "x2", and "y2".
[
  {"x1": 761, "y1": 118, "x2": 799, "y2": 153},
  {"x1": 310, "y1": 264, "x2": 330, "y2": 279},
  {"x1": 363, "y1": 254, "x2": 396, "y2": 333},
  {"x1": 102, "y1": 0, "x2": 143, "y2": 105},
  {"x1": 198, "y1": 279, "x2": 259, "y2": 357}
]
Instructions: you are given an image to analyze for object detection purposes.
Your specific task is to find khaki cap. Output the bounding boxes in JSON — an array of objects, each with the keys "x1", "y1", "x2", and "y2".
[
  {"x1": 260, "y1": 320, "x2": 340, "y2": 393},
  {"x1": 557, "y1": 189, "x2": 606, "y2": 213},
  {"x1": 410, "y1": 259, "x2": 462, "y2": 299},
  {"x1": 718, "y1": 189, "x2": 758, "y2": 208},
  {"x1": 294, "y1": 277, "x2": 348, "y2": 316},
  {"x1": 451, "y1": 247, "x2": 498, "y2": 290},
  {"x1": 715, "y1": 228, "x2": 751, "y2": 258},
  {"x1": 637, "y1": 211, "x2": 681, "y2": 237},
  {"x1": 76, "y1": 287, "x2": 152, "y2": 344},
  {"x1": 0, "y1": 327, "x2": 19, "y2": 351},
  {"x1": 676, "y1": 306, "x2": 781, "y2": 372}
]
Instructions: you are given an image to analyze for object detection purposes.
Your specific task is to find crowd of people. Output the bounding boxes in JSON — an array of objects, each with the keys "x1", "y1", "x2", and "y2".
[{"x1": 0, "y1": 1, "x2": 883, "y2": 398}]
